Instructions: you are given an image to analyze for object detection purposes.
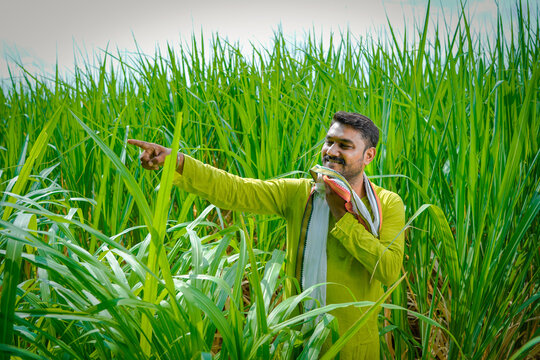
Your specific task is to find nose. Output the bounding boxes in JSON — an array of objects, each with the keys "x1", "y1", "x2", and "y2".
[{"x1": 326, "y1": 143, "x2": 339, "y2": 156}]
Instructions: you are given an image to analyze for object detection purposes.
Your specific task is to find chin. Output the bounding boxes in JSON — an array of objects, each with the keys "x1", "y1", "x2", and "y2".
[
  {"x1": 325, "y1": 162, "x2": 343, "y2": 172},
  {"x1": 323, "y1": 161, "x2": 335, "y2": 168}
]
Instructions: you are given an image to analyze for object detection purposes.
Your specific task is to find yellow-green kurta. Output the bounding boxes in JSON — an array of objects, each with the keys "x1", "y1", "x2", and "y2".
[{"x1": 174, "y1": 155, "x2": 405, "y2": 359}]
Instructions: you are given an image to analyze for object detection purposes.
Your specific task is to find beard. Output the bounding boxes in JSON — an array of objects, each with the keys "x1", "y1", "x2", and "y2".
[{"x1": 322, "y1": 155, "x2": 364, "y2": 185}]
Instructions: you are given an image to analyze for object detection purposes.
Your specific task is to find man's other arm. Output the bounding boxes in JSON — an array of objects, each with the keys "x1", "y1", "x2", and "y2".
[{"x1": 330, "y1": 193, "x2": 405, "y2": 286}]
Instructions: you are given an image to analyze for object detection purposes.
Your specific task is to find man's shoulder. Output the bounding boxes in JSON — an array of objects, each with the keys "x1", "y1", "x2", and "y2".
[
  {"x1": 372, "y1": 183, "x2": 404, "y2": 209},
  {"x1": 268, "y1": 177, "x2": 313, "y2": 203}
]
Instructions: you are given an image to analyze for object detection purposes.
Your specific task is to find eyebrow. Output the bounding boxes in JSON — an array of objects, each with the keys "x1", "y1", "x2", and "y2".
[{"x1": 326, "y1": 135, "x2": 354, "y2": 145}]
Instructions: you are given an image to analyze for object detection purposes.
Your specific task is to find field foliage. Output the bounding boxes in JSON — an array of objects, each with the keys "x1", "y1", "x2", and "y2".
[{"x1": 1, "y1": 3, "x2": 539, "y2": 359}]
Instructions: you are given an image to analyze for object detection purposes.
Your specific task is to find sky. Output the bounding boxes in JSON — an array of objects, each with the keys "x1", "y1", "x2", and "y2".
[{"x1": 0, "y1": 0, "x2": 535, "y2": 83}]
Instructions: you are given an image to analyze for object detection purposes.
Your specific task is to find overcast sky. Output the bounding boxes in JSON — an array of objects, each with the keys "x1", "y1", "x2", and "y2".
[{"x1": 0, "y1": 0, "x2": 532, "y2": 83}]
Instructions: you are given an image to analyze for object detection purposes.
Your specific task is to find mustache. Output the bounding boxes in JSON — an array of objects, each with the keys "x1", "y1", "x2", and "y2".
[{"x1": 323, "y1": 155, "x2": 345, "y2": 165}]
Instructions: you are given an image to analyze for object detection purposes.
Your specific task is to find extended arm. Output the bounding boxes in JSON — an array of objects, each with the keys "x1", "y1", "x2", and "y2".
[
  {"x1": 174, "y1": 155, "x2": 306, "y2": 216},
  {"x1": 128, "y1": 139, "x2": 305, "y2": 217}
]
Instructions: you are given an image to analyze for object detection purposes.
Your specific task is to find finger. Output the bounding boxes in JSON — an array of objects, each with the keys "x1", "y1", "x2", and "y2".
[
  {"x1": 141, "y1": 159, "x2": 159, "y2": 170},
  {"x1": 141, "y1": 162, "x2": 159, "y2": 171},
  {"x1": 324, "y1": 182, "x2": 334, "y2": 195},
  {"x1": 128, "y1": 139, "x2": 154, "y2": 151},
  {"x1": 147, "y1": 154, "x2": 163, "y2": 167},
  {"x1": 139, "y1": 151, "x2": 154, "y2": 163}
]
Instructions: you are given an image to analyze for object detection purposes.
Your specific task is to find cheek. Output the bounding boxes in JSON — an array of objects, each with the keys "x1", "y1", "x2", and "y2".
[{"x1": 350, "y1": 153, "x2": 364, "y2": 165}]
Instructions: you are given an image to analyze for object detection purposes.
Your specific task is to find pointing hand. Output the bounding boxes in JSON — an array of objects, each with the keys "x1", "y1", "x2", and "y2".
[{"x1": 127, "y1": 139, "x2": 184, "y2": 172}]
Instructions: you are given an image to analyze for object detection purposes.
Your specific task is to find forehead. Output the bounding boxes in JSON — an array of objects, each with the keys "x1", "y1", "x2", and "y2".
[{"x1": 326, "y1": 122, "x2": 367, "y2": 145}]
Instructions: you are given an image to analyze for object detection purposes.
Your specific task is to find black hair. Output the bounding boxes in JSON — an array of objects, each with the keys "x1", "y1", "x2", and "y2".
[{"x1": 331, "y1": 111, "x2": 379, "y2": 148}]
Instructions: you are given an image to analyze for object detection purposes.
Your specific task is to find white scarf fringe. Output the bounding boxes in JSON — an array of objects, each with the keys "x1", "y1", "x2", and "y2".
[{"x1": 302, "y1": 166, "x2": 380, "y2": 312}]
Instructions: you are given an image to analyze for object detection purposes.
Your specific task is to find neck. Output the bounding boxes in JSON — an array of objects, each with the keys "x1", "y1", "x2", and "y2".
[{"x1": 349, "y1": 172, "x2": 366, "y2": 198}]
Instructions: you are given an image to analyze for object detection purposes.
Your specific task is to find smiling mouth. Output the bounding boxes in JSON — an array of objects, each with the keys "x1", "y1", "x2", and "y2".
[{"x1": 323, "y1": 155, "x2": 345, "y2": 165}]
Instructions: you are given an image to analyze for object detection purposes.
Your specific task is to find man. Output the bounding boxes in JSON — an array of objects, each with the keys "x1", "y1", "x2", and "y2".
[{"x1": 129, "y1": 111, "x2": 405, "y2": 359}]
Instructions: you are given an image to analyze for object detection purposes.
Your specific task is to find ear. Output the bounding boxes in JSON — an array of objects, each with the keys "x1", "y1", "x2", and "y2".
[{"x1": 363, "y1": 147, "x2": 376, "y2": 165}]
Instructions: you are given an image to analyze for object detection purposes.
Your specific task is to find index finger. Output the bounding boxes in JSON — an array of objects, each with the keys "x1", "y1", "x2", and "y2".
[{"x1": 127, "y1": 139, "x2": 154, "y2": 150}]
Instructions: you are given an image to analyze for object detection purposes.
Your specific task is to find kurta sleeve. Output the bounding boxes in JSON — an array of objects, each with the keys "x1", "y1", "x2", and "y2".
[
  {"x1": 329, "y1": 192, "x2": 405, "y2": 286},
  {"x1": 173, "y1": 155, "x2": 303, "y2": 218}
]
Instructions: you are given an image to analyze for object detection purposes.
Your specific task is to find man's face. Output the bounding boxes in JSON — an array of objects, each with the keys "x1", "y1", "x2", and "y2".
[{"x1": 321, "y1": 122, "x2": 375, "y2": 184}]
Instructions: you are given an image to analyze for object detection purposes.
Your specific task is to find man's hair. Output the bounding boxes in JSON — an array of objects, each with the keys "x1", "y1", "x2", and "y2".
[{"x1": 331, "y1": 111, "x2": 379, "y2": 148}]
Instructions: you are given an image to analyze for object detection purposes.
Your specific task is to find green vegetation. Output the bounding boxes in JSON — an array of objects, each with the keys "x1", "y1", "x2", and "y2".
[{"x1": 1, "y1": 3, "x2": 539, "y2": 359}]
